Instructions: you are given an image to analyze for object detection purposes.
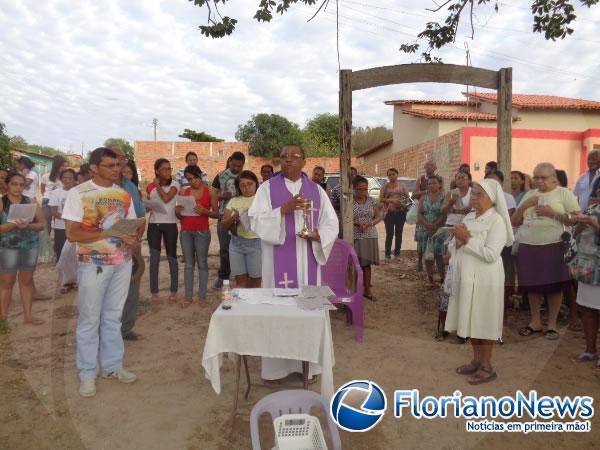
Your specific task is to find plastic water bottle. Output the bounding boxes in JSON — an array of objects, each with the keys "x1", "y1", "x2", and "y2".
[{"x1": 221, "y1": 280, "x2": 233, "y2": 309}]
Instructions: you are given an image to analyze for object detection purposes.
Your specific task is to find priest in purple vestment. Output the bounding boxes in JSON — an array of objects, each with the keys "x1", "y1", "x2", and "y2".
[{"x1": 248, "y1": 144, "x2": 339, "y2": 380}]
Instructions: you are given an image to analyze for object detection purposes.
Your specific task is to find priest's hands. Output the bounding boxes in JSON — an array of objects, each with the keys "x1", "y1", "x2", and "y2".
[
  {"x1": 299, "y1": 230, "x2": 321, "y2": 242},
  {"x1": 280, "y1": 195, "x2": 307, "y2": 216}
]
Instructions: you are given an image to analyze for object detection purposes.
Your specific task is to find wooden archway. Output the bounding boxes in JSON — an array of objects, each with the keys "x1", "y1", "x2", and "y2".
[{"x1": 339, "y1": 63, "x2": 512, "y2": 242}]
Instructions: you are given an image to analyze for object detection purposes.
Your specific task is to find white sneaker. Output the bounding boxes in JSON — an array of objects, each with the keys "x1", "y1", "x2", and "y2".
[
  {"x1": 101, "y1": 367, "x2": 137, "y2": 384},
  {"x1": 79, "y1": 379, "x2": 96, "y2": 397}
]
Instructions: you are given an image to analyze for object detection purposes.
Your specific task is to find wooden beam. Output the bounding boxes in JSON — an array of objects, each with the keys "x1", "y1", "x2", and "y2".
[
  {"x1": 497, "y1": 67, "x2": 512, "y2": 177},
  {"x1": 350, "y1": 64, "x2": 498, "y2": 91},
  {"x1": 339, "y1": 70, "x2": 353, "y2": 243}
]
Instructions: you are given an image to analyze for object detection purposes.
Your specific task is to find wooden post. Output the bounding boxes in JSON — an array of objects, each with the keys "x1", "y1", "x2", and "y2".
[
  {"x1": 497, "y1": 67, "x2": 512, "y2": 176},
  {"x1": 339, "y1": 70, "x2": 353, "y2": 243}
]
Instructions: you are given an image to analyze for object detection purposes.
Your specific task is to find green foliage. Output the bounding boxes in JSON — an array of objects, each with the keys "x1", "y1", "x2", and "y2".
[
  {"x1": 303, "y1": 113, "x2": 340, "y2": 157},
  {"x1": 178, "y1": 128, "x2": 224, "y2": 142},
  {"x1": 104, "y1": 138, "x2": 135, "y2": 160},
  {"x1": 235, "y1": 113, "x2": 304, "y2": 157},
  {"x1": 0, "y1": 123, "x2": 15, "y2": 170},
  {"x1": 188, "y1": 0, "x2": 598, "y2": 61},
  {"x1": 351, "y1": 126, "x2": 393, "y2": 154}
]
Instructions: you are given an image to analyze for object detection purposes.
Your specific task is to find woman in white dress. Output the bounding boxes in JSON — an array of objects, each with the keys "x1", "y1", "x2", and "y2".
[{"x1": 445, "y1": 179, "x2": 514, "y2": 385}]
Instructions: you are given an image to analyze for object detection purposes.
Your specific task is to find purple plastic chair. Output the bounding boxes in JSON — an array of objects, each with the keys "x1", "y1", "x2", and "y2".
[
  {"x1": 250, "y1": 389, "x2": 342, "y2": 450},
  {"x1": 321, "y1": 239, "x2": 364, "y2": 342}
]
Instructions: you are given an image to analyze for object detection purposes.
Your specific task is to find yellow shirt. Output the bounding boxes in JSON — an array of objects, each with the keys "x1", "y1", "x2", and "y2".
[
  {"x1": 519, "y1": 187, "x2": 580, "y2": 245},
  {"x1": 226, "y1": 195, "x2": 258, "y2": 239}
]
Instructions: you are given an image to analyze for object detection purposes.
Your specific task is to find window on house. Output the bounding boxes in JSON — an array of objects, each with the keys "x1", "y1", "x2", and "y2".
[{"x1": 217, "y1": 150, "x2": 224, "y2": 157}]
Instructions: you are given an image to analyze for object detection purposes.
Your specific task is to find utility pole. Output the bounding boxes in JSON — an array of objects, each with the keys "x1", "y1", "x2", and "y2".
[{"x1": 152, "y1": 118, "x2": 158, "y2": 142}]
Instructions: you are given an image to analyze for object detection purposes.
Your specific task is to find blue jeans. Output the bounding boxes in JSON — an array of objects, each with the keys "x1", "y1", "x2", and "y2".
[
  {"x1": 76, "y1": 260, "x2": 132, "y2": 381},
  {"x1": 180, "y1": 230, "x2": 211, "y2": 299}
]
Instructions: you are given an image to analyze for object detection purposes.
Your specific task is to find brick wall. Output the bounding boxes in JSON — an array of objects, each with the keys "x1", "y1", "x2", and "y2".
[
  {"x1": 356, "y1": 129, "x2": 463, "y2": 187},
  {"x1": 134, "y1": 141, "x2": 356, "y2": 182}
]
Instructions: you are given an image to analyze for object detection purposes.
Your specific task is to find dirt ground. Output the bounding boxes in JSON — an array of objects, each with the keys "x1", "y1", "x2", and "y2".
[{"x1": 1, "y1": 223, "x2": 599, "y2": 450}]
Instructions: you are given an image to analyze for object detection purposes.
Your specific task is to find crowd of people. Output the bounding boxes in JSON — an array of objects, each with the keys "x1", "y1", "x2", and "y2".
[{"x1": 0, "y1": 145, "x2": 598, "y2": 394}]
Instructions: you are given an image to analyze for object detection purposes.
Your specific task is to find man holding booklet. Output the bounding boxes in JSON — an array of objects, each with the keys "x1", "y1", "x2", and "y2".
[{"x1": 63, "y1": 147, "x2": 146, "y2": 398}]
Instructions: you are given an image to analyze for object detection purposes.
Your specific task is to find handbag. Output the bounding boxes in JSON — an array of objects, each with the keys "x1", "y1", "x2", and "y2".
[
  {"x1": 405, "y1": 202, "x2": 418, "y2": 225},
  {"x1": 561, "y1": 227, "x2": 577, "y2": 263}
]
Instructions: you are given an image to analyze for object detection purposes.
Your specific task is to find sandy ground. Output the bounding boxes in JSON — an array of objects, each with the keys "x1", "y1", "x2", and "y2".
[{"x1": 1, "y1": 222, "x2": 599, "y2": 450}]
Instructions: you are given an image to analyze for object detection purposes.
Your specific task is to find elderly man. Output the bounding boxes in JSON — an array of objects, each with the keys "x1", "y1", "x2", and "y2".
[
  {"x1": 575, "y1": 150, "x2": 600, "y2": 211},
  {"x1": 248, "y1": 144, "x2": 339, "y2": 382},
  {"x1": 412, "y1": 160, "x2": 437, "y2": 200}
]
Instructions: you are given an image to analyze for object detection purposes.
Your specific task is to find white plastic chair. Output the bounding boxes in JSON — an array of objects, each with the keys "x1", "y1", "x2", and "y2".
[{"x1": 250, "y1": 390, "x2": 342, "y2": 450}]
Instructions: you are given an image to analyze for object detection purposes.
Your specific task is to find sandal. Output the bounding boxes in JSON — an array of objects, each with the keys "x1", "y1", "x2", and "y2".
[
  {"x1": 519, "y1": 326, "x2": 542, "y2": 337},
  {"x1": 544, "y1": 329, "x2": 560, "y2": 341},
  {"x1": 180, "y1": 299, "x2": 193, "y2": 309},
  {"x1": 568, "y1": 321, "x2": 583, "y2": 332},
  {"x1": 197, "y1": 298, "x2": 208, "y2": 306},
  {"x1": 168, "y1": 293, "x2": 178, "y2": 304},
  {"x1": 574, "y1": 352, "x2": 598, "y2": 362},
  {"x1": 456, "y1": 361, "x2": 480, "y2": 375},
  {"x1": 150, "y1": 294, "x2": 162, "y2": 306},
  {"x1": 435, "y1": 331, "x2": 449, "y2": 342},
  {"x1": 467, "y1": 367, "x2": 497, "y2": 385}
]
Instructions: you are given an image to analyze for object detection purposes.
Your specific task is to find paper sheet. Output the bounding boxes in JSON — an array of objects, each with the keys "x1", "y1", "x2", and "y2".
[
  {"x1": 143, "y1": 199, "x2": 167, "y2": 215},
  {"x1": 7, "y1": 204, "x2": 37, "y2": 224},
  {"x1": 104, "y1": 218, "x2": 146, "y2": 238},
  {"x1": 176, "y1": 196, "x2": 199, "y2": 216},
  {"x1": 273, "y1": 288, "x2": 301, "y2": 297},
  {"x1": 238, "y1": 210, "x2": 251, "y2": 231}
]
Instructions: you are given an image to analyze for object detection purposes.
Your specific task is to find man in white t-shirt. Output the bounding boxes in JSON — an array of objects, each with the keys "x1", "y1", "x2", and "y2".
[
  {"x1": 574, "y1": 150, "x2": 599, "y2": 211},
  {"x1": 63, "y1": 147, "x2": 145, "y2": 398}
]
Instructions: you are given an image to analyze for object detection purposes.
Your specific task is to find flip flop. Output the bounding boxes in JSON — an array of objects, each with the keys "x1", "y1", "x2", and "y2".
[
  {"x1": 544, "y1": 330, "x2": 560, "y2": 341},
  {"x1": 468, "y1": 367, "x2": 497, "y2": 385},
  {"x1": 574, "y1": 352, "x2": 598, "y2": 362},
  {"x1": 168, "y1": 293, "x2": 178, "y2": 304},
  {"x1": 456, "y1": 361, "x2": 480, "y2": 375},
  {"x1": 519, "y1": 326, "x2": 542, "y2": 337}
]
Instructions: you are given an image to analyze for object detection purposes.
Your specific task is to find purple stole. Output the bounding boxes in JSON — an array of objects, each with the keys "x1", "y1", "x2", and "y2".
[{"x1": 269, "y1": 173, "x2": 321, "y2": 288}]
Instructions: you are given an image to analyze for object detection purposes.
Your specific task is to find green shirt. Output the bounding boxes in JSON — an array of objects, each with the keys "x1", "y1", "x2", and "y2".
[
  {"x1": 226, "y1": 195, "x2": 257, "y2": 239},
  {"x1": 519, "y1": 187, "x2": 580, "y2": 245}
]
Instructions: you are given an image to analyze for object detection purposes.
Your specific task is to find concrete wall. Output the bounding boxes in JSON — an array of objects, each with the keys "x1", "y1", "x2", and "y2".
[
  {"x1": 392, "y1": 107, "x2": 440, "y2": 151},
  {"x1": 360, "y1": 141, "x2": 394, "y2": 164},
  {"x1": 134, "y1": 141, "x2": 355, "y2": 182},
  {"x1": 462, "y1": 128, "x2": 600, "y2": 189}
]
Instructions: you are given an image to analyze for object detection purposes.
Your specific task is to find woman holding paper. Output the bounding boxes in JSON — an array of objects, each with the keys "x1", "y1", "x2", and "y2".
[
  {"x1": 146, "y1": 158, "x2": 180, "y2": 305},
  {"x1": 176, "y1": 166, "x2": 218, "y2": 307},
  {"x1": 0, "y1": 172, "x2": 45, "y2": 325},
  {"x1": 220, "y1": 170, "x2": 261, "y2": 288}
]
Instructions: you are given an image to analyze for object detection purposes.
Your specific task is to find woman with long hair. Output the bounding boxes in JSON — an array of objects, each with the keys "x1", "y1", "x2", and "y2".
[
  {"x1": 176, "y1": 166, "x2": 218, "y2": 307},
  {"x1": 0, "y1": 172, "x2": 45, "y2": 325},
  {"x1": 221, "y1": 170, "x2": 262, "y2": 288},
  {"x1": 146, "y1": 158, "x2": 180, "y2": 305},
  {"x1": 379, "y1": 168, "x2": 410, "y2": 263}
]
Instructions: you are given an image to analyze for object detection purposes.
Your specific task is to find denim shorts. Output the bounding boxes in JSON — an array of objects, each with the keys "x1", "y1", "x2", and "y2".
[
  {"x1": 229, "y1": 236, "x2": 262, "y2": 278},
  {"x1": 0, "y1": 247, "x2": 39, "y2": 273}
]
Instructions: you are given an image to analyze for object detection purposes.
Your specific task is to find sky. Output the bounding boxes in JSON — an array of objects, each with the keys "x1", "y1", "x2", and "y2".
[{"x1": 1, "y1": 0, "x2": 600, "y2": 153}]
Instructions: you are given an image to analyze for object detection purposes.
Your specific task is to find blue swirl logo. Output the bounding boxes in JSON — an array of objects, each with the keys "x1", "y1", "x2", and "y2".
[{"x1": 330, "y1": 380, "x2": 387, "y2": 432}]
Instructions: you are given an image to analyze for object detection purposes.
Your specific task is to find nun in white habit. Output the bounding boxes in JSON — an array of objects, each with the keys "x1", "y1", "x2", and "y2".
[{"x1": 445, "y1": 178, "x2": 514, "y2": 385}]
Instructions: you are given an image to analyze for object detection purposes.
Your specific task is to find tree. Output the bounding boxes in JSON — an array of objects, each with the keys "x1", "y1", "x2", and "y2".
[
  {"x1": 178, "y1": 128, "x2": 224, "y2": 142},
  {"x1": 0, "y1": 123, "x2": 15, "y2": 170},
  {"x1": 352, "y1": 126, "x2": 393, "y2": 154},
  {"x1": 303, "y1": 113, "x2": 340, "y2": 157},
  {"x1": 190, "y1": 0, "x2": 598, "y2": 60},
  {"x1": 235, "y1": 113, "x2": 304, "y2": 157},
  {"x1": 104, "y1": 138, "x2": 135, "y2": 160}
]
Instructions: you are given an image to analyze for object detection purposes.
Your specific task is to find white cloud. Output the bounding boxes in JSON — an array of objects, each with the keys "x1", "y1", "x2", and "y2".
[{"x1": 1, "y1": 0, "x2": 600, "y2": 153}]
